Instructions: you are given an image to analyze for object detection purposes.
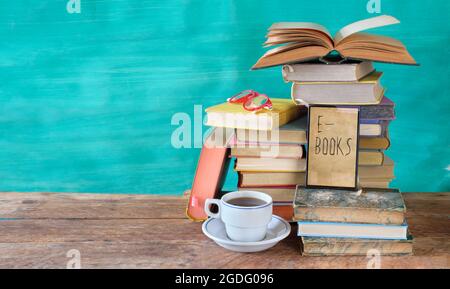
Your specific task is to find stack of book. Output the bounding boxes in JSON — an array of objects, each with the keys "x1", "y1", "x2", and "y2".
[
  {"x1": 294, "y1": 187, "x2": 413, "y2": 256},
  {"x1": 191, "y1": 15, "x2": 417, "y2": 255},
  {"x1": 232, "y1": 114, "x2": 308, "y2": 220},
  {"x1": 284, "y1": 61, "x2": 395, "y2": 189},
  {"x1": 205, "y1": 99, "x2": 305, "y2": 220},
  {"x1": 249, "y1": 15, "x2": 417, "y2": 256}
]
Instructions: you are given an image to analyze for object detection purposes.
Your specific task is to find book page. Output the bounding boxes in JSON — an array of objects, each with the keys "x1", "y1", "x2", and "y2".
[
  {"x1": 334, "y1": 15, "x2": 400, "y2": 45},
  {"x1": 269, "y1": 22, "x2": 332, "y2": 39}
]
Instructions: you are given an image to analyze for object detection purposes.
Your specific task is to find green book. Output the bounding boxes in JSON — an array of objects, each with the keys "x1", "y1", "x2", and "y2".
[{"x1": 293, "y1": 187, "x2": 405, "y2": 225}]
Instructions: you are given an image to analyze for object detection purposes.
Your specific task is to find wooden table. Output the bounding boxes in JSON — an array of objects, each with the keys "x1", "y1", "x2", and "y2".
[{"x1": 0, "y1": 192, "x2": 448, "y2": 269}]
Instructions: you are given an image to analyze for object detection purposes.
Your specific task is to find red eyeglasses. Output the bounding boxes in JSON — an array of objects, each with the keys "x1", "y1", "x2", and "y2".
[{"x1": 227, "y1": 90, "x2": 273, "y2": 112}]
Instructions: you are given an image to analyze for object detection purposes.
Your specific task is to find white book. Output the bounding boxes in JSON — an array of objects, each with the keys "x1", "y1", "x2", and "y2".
[
  {"x1": 360, "y1": 123, "x2": 382, "y2": 136},
  {"x1": 291, "y1": 71, "x2": 384, "y2": 105},
  {"x1": 282, "y1": 61, "x2": 374, "y2": 82},
  {"x1": 297, "y1": 221, "x2": 408, "y2": 240}
]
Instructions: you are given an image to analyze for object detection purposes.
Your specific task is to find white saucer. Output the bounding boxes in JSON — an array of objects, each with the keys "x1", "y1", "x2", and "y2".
[{"x1": 202, "y1": 215, "x2": 291, "y2": 253}]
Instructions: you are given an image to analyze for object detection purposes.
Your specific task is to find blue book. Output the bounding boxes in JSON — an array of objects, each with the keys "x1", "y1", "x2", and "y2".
[{"x1": 297, "y1": 221, "x2": 408, "y2": 240}]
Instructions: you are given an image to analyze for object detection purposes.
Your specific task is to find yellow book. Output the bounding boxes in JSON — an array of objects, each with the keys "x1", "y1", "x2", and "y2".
[{"x1": 205, "y1": 98, "x2": 303, "y2": 131}]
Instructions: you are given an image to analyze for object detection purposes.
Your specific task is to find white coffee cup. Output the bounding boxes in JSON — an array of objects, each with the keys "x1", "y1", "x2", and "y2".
[{"x1": 204, "y1": 191, "x2": 273, "y2": 242}]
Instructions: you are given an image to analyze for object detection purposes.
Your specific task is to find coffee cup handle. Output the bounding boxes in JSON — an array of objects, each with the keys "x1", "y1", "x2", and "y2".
[{"x1": 204, "y1": 199, "x2": 221, "y2": 219}]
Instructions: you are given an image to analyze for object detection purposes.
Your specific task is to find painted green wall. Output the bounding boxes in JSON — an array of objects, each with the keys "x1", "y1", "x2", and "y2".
[{"x1": 0, "y1": 0, "x2": 449, "y2": 194}]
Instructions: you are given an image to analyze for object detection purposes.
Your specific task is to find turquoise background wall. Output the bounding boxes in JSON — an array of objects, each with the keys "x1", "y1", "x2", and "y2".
[{"x1": 0, "y1": 0, "x2": 449, "y2": 194}]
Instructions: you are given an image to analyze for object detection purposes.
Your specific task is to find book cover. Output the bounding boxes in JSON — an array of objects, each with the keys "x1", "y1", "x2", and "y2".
[
  {"x1": 205, "y1": 98, "x2": 303, "y2": 131},
  {"x1": 306, "y1": 106, "x2": 359, "y2": 189},
  {"x1": 293, "y1": 187, "x2": 405, "y2": 225},
  {"x1": 186, "y1": 128, "x2": 233, "y2": 221}
]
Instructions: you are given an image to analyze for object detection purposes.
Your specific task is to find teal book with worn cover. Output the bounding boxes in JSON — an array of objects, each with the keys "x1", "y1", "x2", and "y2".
[{"x1": 293, "y1": 187, "x2": 405, "y2": 225}]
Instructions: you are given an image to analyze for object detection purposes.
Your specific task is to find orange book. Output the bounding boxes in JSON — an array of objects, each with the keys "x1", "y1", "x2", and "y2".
[
  {"x1": 186, "y1": 128, "x2": 233, "y2": 221},
  {"x1": 273, "y1": 203, "x2": 294, "y2": 222}
]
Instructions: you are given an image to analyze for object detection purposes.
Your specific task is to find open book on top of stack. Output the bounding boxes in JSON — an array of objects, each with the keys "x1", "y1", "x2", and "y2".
[{"x1": 252, "y1": 15, "x2": 417, "y2": 70}]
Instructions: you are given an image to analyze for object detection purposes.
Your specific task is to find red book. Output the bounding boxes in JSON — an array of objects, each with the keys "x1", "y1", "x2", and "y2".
[{"x1": 186, "y1": 129, "x2": 232, "y2": 221}]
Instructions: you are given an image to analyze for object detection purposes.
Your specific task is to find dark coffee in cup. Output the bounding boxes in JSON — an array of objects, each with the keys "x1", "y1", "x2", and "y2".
[{"x1": 227, "y1": 197, "x2": 267, "y2": 207}]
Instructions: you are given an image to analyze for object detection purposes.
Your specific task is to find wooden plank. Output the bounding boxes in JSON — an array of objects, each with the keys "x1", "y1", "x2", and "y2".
[
  {"x1": 0, "y1": 218, "x2": 448, "y2": 269},
  {"x1": 0, "y1": 240, "x2": 448, "y2": 269},
  {"x1": 0, "y1": 192, "x2": 448, "y2": 220},
  {"x1": 0, "y1": 192, "x2": 448, "y2": 268},
  {"x1": 0, "y1": 192, "x2": 188, "y2": 219}
]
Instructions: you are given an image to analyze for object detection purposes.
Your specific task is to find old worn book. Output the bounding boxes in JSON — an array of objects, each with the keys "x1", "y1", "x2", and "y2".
[
  {"x1": 359, "y1": 179, "x2": 391, "y2": 188},
  {"x1": 238, "y1": 187, "x2": 296, "y2": 202},
  {"x1": 301, "y1": 235, "x2": 414, "y2": 256},
  {"x1": 235, "y1": 157, "x2": 306, "y2": 172},
  {"x1": 238, "y1": 171, "x2": 305, "y2": 187},
  {"x1": 345, "y1": 96, "x2": 395, "y2": 121},
  {"x1": 359, "y1": 135, "x2": 390, "y2": 150},
  {"x1": 231, "y1": 144, "x2": 305, "y2": 159},
  {"x1": 297, "y1": 221, "x2": 408, "y2": 240},
  {"x1": 282, "y1": 60, "x2": 374, "y2": 82},
  {"x1": 292, "y1": 72, "x2": 384, "y2": 105},
  {"x1": 359, "y1": 156, "x2": 395, "y2": 179},
  {"x1": 205, "y1": 98, "x2": 302, "y2": 131},
  {"x1": 293, "y1": 187, "x2": 405, "y2": 224},
  {"x1": 252, "y1": 15, "x2": 417, "y2": 69},
  {"x1": 359, "y1": 150, "x2": 384, "y2": 166},
  {"x1": 235, "y1": 115, "x2": 308, "y2": 145}
]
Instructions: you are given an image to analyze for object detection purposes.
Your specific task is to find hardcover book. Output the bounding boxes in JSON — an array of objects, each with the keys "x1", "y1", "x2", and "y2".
[
  {"x1": 205, "y1": 98, "x2": 302, "y2": 131},
  {"x1": 282, "y1": 60, "x2": 374, "y2": 82},
  {"x1": 186, "y1": 128, "x2": 233, "y2": 221},
  {"x1": 293, "y1": 187, "x2": 405, "y2": 225},
  {"x1": 238, "y1": 187, "x2": 297, "y2": 202},
  {"x1": 359, "y1": 178, "x2": 392, "y2": 189},
  {"x1": 231, "y1": 144, "x2": 305, "y2": 159},
  {"x1": 346, "y1": 96, "x2": 395, "y2": 121},
  {"x1": 359, "y1": 156, "x2": 394, "y2": 179},
  {"x1": 301, "y1": 235, "x2": 413, "y2": 256},
  {"x1": 297, "y1": 221, "x2": 408, "y2": 240},
  {"x1": 252, "y1": 15, "x2": 417, "y2": 69},
  {"x1": 359, "y1": 134, "x2": 391, "y2": 150},
  {"x1": 292, "y1": 72, "x2": 384, "y2": 105},
  {"x1": 359, "y1": 150, "x2": 384, "y2": 166},
  {"x1": 235, "y1": 115, "x2": 308, "y2": 145},
  {"x1": 238, "y1": 171, "x2": 305, "y2": 187},
  {"x1": 235, "y1": 157, "x2": 306, "y2": 173}
]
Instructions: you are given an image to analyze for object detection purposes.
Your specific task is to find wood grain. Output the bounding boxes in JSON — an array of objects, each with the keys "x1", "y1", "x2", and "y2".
[{"x1": 0, "y1": 192, "x2": 448, "y2": 269}]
